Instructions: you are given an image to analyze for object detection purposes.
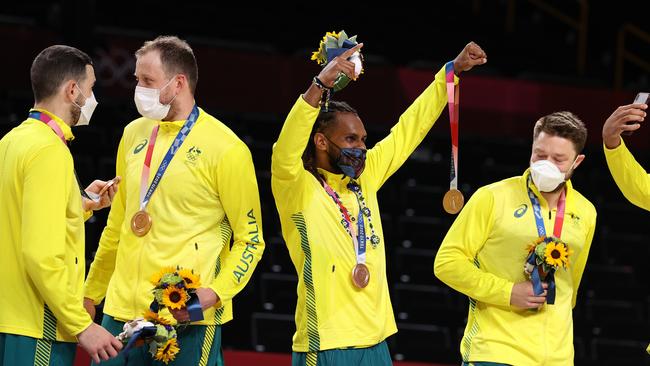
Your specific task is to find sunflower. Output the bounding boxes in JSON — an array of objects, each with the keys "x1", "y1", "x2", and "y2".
[
  {"x1": 154, "y1": 338, "x2": 180, "y2": 364},
  {"x1": 150, "y1": 266, "x2": 177, "y2": 286},
  {"x1": 143, "y1": 309, "x2": 171, "y2": 326},
  {"x1": 311, "y1": 41, "x2": 327, "y2": 65},
  {"x1": 526, "y1": 236, "x2": 545, "y2": 254},
  {"x1": 177, "y1": 269, "x2": 201, "y2": 289},
  {"x1": 311, "y1": 31, "x2": 341, "y2": 65},
  {"x1": 544, "y1": 241, "x2": 569, "y2": 268},
  {"x1": 161, "y1": 286, "x2": 189, "y2": 310}
]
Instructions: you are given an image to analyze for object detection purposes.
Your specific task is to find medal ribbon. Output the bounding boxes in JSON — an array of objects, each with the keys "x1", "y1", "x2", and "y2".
[
  {"x1": 29, "y1": 111, "x2": 92, "y2": 201},
  {"x1": 445, "y1": 61, "x2": 460, "y2": 190},
  {"x1": 29, "y1": 111, "x2": 66, "y2": 144},
  {"x1": 138, "y1": 105, "x2": 199, "y2": 211},
  {"x1": 525, "y1": 176, "x2": 566, "y2": 304},
  {"x1": 323, "y1": 182, "x2": 367, "y2": 265}
]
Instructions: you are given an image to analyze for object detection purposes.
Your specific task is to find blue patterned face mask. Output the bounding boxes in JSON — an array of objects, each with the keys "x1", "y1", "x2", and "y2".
[{"x1": 326, "y1": 137, "x2": 367, "y2": 179}]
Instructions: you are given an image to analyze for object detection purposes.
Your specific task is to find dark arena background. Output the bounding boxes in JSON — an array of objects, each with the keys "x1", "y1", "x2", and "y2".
[{"x1": 1, "y1": 1, "x2": 650, "y2": 365}]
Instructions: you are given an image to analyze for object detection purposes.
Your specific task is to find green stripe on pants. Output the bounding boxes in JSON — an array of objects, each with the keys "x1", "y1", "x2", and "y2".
[
  {"x1": 0, "y1": 333, "x2": 75, "y2": 366},
  {"x1": 292, "y1": 341, "x2": 392, "y2": 366}
]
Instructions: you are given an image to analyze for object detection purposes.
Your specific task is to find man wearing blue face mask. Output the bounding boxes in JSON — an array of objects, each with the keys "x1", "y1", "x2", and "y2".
[
  {"x1": 0, "y1": 45, "x2": 122, "y2": 365},
  {"x1": 84, "y1": 36, "x2": 265, "y2": 366},
  {"x1": 435, "y1": 111, "x2": 597, "y2": 365},
  {"x1": 272, "y1": 41, "x2": 487, "y2": 366}
]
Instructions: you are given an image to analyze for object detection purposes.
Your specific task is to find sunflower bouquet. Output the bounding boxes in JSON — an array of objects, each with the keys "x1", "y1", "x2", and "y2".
[
  {"x1": 149, "y1": 266, "x2": 203, "y2": 322},
  {"x1": 523, "y1": 236, "x2": 573, "y2": 305},
  {"x1": 311, "y1": 30, "x2": 363, "y2": 92},
  {"x1": 117, "y1": 267, "x2": 202, "y2": 364},
  {"x1": 116, "y1": 315, "x2": 179, "y2": 364}
]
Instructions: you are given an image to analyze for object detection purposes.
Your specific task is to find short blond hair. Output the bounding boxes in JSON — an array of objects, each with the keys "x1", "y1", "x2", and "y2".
[{"x1": 136, "y1": 35, "x2": 198, "y2": 93}]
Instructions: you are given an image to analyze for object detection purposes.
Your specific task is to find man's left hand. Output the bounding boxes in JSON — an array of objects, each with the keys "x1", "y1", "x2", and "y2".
[
  {"x1": 170, "y1": 287, "x2": 220, "y2": 323},
  {"x1": 453, "y1": 41, "x2": 487, "y2": 74}
]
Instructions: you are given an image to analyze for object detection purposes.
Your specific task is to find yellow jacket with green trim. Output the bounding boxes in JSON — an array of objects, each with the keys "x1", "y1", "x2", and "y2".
[
  {"x1": 435, "y1": 171, "x2": 596, "y2": 365},
  {"x1": 0, "y1": 109, "x2": 93, "y2": 342},
  {"x1": 272, "y1": 65, "x2": 455, "y2": 352},
  {"x1": 84, "y1": 108, "x2": 264, "y2": 325}
]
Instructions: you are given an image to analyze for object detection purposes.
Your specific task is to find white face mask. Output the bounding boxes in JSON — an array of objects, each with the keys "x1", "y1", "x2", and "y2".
[
  {"x1": 133, "y1": 77, "x2": 177, "y2": 120},
  {"x1": 72, "y1": 86, "x2": 98, "y2": 126},
  {"x1": 530, "y1": 158, "x2": 577, "y2": 192}
]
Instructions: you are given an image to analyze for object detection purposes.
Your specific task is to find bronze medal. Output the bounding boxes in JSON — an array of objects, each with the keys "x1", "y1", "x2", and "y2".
[
  {"x1": 131, "y1": 210, "x2": 152, "y2": 237},
  {"x1": 351, "y1": 263, "x2": 370, "y2": 288},
  {"x1": 443, "y1": 189, "x2": 465, "y2": 214}
]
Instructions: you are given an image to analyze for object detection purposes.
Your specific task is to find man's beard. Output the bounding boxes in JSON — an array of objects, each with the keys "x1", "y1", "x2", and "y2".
[
  {"x1": 70, "y1": 94, "x2": 83, "y2": 126},
  {"x1": 549, "y1": 168, "x2": 574, "y2": 193},
  {"x1": 326, "y1": 144, "x2": 343, "y2": 175},
  {"x1": 550, "y1": 181, "x2": 566, "y2": 193}
]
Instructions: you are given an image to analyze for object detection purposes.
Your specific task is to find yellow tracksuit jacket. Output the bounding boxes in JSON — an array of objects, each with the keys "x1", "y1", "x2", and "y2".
[
  {"x1": 271, "y1": 65, "x2": 455, "y2": 352},
  {"x1": 435, "y1": 171, "x2": 597, "y2": 365},
  {"x1": 84, "y1": 108, "x2": 264, "y2": 325},
  {"x1": 604, "y1": 139, "x2": 650, "y2": 211},
  {"x1": 0, "y1": 109, "x2": 93, "y2": 342}
]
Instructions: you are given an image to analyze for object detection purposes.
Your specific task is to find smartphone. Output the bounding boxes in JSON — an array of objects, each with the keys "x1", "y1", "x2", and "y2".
[
  {"x1": 87, "y1": 177, "x2": 121, "y2": 202},
  {"x1": 622, "y1": 92, "x2": 649, "y2": 136},
  {"x1": 98, "y1": 176, "x2": 121, "y2": 196},
  {"x1": 634, "y1": 92, "x2": 649, "y2": 106}
]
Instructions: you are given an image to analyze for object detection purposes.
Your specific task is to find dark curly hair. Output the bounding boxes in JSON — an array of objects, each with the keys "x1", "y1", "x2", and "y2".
[{"x1": 302, "y1": 100, "x2": 358, "y2": 184}]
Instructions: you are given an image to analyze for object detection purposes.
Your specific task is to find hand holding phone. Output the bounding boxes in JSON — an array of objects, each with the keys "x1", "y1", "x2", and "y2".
[
  {"x1": 621, "y1": 92, "x2": 649, "y2": 136},
  {"x1": 87, "y1": 177, "x2": 121, "y2": 202},
  {"x1": 634, "y1": 92, "x2": 649, "y2": 106},
  {"x1": 98, "y1": 176, "x2": 121, "y2": 196}
]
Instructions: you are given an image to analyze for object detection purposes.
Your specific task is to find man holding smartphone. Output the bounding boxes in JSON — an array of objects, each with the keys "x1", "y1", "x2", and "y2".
[
  {"x1": 0, "y1": 45, "x2": 122, "y2": 365},
  {"x1": 603, "y1": 95, "x2": 649, "y2": 210}
]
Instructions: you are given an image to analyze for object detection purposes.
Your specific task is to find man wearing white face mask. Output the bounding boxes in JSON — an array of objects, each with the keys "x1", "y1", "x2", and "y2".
[
  {"x1": 133, "y1": 76, "x2": 178, "y2": 120},
  {"x1": 0, "y1": 45, "x2": 123, "y2": 365},
  {"x1": 84, "y1": 36, "x2": 265, "y2": 366},
  {"x1": 435, "y1": 111, "x2": 597, "y2": 365},
  {"x1": 73, "y1": 84, "x2": 99, "y2": 127}
]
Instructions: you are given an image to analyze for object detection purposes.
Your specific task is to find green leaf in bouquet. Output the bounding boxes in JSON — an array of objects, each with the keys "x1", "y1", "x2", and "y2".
[
  {"x1": 325, "y1": 36, "x2": 338, "y2": 49},
  {"x1": 148, "y1": 341, "x2": 158, "y2": 357},
  {"x1": 337, "y1": 30, "x2": 349, "y2": 47},
  {"x1": 348, "y1": 35, "x2": 358, "y2": 43},
  {"x1": 161, "y1": 273, "x2": 183, "y2": 286},
  {"x1": 153, "y1": 289, "x2": 164, "y2": 303},
  {"x1": 333, "y1": 73, "x2": 351, "y2": 92},
  {"x1": 153, "y1": 324, "x2": 171, "y2": 343},
  {"x1": 535, "y1": 243, "x2": 546, "y2": 258}
]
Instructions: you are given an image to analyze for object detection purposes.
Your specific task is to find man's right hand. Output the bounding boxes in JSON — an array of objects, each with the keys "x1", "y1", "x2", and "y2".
[
  {"x1": 602, "y1": 104, "x2": 647, "y2": 149},
  {"x1": 84, "y1": 297, "x2": 96, "y2": 321},
  {"x1": 316, "y1": 43, "x2": 364, "y2": 88},
  {"x1": 304, "y1": 43, "x2": 364, "y2": 107},
  {"x1": 77, "y1": 323, "x2": 123, "y2": 364},
  {"x1": 510, "y1": 281, "x2": 548, "y2": 309},
  {"x1": 452, "y1": 41, "x2": 487, "y2": 74}
]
